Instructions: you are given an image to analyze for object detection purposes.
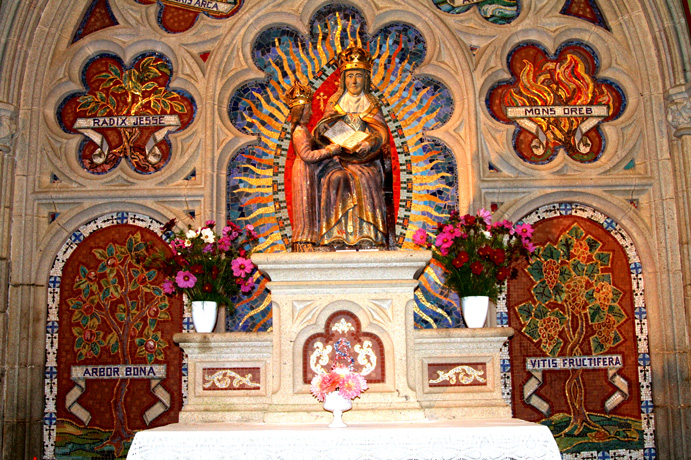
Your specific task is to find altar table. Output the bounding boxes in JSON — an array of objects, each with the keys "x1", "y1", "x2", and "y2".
[{"x1": 126, "y1": 418, "x2": 561, "y2": 460}]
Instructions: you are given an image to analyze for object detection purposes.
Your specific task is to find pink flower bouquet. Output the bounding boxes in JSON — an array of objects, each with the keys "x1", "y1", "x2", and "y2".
[
  {"x1": 147, "y1": 219, "x2": 259, "y2": 308},
  {"x1": 413, "y1": 209, "x2": 534, "y2": 302},
  {"x1": 310, "y1": 363, "x2": 368, "y2": 402}
]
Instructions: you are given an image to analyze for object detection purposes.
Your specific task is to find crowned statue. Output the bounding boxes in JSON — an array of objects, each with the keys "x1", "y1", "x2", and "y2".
[
  {"x1": 285, "y1": 45, "x2": 392, "y2": 252},
  {"x1": 312, "y1": 45, "x2": 392, "y2": 250}
]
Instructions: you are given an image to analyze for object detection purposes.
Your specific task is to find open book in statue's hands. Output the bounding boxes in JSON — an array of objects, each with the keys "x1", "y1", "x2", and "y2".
[{"x1": 323, "y1": 120, "x2": 370, "y2": 152}]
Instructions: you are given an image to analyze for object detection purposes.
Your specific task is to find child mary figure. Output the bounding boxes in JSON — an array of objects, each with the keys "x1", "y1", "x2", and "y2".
[{"x1": 285, "y1": 82, "x2": 341, "y2": 252}]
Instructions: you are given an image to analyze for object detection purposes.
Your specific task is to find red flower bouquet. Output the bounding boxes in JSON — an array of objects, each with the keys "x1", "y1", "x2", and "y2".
[{"x1": 413, "y1": 209, "x2": 534, "y2": 302}]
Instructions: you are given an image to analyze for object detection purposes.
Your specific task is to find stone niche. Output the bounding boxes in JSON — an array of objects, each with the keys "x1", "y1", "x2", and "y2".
[{"x1": 174, "y1": 251, "x2": 514, "y2": 424}]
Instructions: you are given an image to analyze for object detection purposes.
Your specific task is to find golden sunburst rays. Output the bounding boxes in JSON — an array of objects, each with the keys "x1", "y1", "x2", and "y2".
[
  {"x1": 227, "y1": 12, "x2": 461, "y2": 330},
  {"x1": 233, "y1": 274, "x2": 272, "y2": 331},
  {"x1": 403, "y1": 146, "x2": 453, "y2": 232},
  {"x1": 413, "y1": 259, "x2": 459, "y2": 328}
]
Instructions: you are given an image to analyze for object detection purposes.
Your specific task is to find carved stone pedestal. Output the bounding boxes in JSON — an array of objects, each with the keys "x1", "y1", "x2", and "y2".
[{"x1": 174, "y1": 251, "x2": 514, "y2": 424}]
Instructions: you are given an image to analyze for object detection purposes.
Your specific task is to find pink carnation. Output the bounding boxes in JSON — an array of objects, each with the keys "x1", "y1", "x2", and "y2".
[
  {"x1": 339, "y1": 373, "x2": 368, "y2": 400},
  {"x1": 310, "y1": 372, "x2": 339, "y2": 402}
]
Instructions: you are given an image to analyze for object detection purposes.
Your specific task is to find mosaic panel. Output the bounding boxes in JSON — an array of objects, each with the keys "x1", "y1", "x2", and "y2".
[
  {"x1": 135, "y1": 0, "x2": 243, "y2": 34},
  {"x1": 43, "y1": 213, "x2": 191, "y2": 459},
  {"x1": 432, "y1": 0, "x2": 520, "y2": 24},
  {"x1": 72, "y1": 0, "x2": 119, "y2": 43},
  {"x1": 225, "y1": 4, "x2": 456, "y2": 331},
  {"x1": 427, "y1": 363, "x2": 488, "y2": 387},
  {"x1": 503, "y1": 204, "x2": 655, "y2": 459},
  {"x1": 57, "y1": 52, "x2": 196, "y2": 175},
  {"x1": 487, "y1": 41, "x2": 626, "y2": 164},
  {"x1": 560, "y1": 0, "x2": 609, "y2": 30},
  {"x1": 302, "y1": 310, "x2": 385, "y2": 385},
  {"x1": 201, "y1": 367, "x2": 261, "y2": 391}
]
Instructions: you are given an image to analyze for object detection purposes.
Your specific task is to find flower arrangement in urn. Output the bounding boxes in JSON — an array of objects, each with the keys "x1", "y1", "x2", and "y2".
[
  {"x1": 413, "y1": 209, "x2": 534, "y2": 326},
  {"x1": 147, "y1": 219, "x2": 258, "y2": 326},
  {"x1": 310, "y1": 338, "x2": 369, "y2": 428},
  {"x1": 310, "y1": 362, "x2": 369, "y2": 403}
]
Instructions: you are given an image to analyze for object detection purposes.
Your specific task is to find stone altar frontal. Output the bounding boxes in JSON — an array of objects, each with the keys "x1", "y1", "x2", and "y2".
[{"x1": 174, "y1": 251, "x2": 514, "y2": 424}]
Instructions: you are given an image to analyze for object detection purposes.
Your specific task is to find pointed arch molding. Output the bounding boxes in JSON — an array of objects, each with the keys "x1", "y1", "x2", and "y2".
[
  {"x1": 222, "y1": 3, "x2": 466, "y2": 256},
  {"x1": 500, "y1": 203, "x2": 655, "y2": 458},
  {"x1": 42, "y1": 212, "x2": 190, "y2": 458}
]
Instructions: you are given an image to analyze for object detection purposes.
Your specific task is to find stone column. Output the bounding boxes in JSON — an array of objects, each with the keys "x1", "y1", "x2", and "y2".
[
  {"x1": 667, "y1": 85, "x2": 691, "y2": 324},
  {"x1": 664, "y1": 84, "x2": 691, "y2": 458},
  {"x1": 0, "y1": 102, "x2": 18, "y2": 457}
]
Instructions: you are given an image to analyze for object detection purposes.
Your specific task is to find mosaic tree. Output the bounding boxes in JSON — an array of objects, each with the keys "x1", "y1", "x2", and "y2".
[
  {"x1": 67, "y1": 232, "x2": 171, "y2": 454},
  {"x1": 58, "y1": 53, "x2": 195, "y2": 174},
  {"x1": 516, "y1": 223, "x2": 626, "y2": 437}
]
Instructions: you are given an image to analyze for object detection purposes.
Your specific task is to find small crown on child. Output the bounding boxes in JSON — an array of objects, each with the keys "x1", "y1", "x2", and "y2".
[
  {"x1": 284, "y1": 81, "x2": 313, "y2": 108},
  {"x1": 338, "y1": 45, "x2": 373, "y2": 72}
]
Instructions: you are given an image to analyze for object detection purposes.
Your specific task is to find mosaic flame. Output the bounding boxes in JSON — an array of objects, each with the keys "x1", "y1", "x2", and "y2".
[
  {"x1": 487, "y1": 43, "x2": 625, "y2": 164},
  {"x1": 505, "y1": 55, "x2": 613, "y2": 151}
]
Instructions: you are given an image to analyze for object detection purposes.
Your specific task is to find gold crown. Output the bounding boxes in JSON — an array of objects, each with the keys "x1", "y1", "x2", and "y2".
[
  {"x1": 338, "y1": 45, "x2": 373, "y2": 72},
  {"x1": 284, "y1": 81, "x2": 313, "y2": 108}
]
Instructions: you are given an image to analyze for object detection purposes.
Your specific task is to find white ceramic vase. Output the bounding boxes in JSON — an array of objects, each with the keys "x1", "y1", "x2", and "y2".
[
  {"x1": 461, "y1": 296, "x2": 489, "y2": 328},
  {"x1": 323, "y1": 391, "x2": 352, "y2": 428},
  {"x1": 191, "y1": 301, "x2": 218, "y2": 333}
]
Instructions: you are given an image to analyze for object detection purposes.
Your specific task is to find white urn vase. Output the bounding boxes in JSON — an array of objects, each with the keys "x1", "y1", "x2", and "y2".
[
  {"x1": 191, "y1": 301, "x2": 218, "y2": 333},
  {"x1": 461, "y1": 296, "x2": 489, "y2": 328},
  {"x1": 323, "y1": 391, "x2": 352, "y2": 428}
]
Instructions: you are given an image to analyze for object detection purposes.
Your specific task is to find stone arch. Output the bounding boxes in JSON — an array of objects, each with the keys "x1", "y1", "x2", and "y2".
[{"x1": 0, "y1": 0, "x2": 689, "y2": 457}]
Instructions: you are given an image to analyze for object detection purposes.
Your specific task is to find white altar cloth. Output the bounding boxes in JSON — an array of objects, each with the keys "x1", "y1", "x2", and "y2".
[{"x1": 126, "y1": 419, "x2": 561, "y2": 460}]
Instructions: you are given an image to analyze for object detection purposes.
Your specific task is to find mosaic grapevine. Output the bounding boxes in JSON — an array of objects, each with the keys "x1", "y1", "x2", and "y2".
[{"x1": 504, "y1": 204, "x2": 655, "y2": 458}]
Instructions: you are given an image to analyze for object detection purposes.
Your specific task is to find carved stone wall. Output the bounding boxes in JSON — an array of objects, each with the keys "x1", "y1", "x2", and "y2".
[{"x1": 0, "y1": 0, "x2": 690, "y2": 458}]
